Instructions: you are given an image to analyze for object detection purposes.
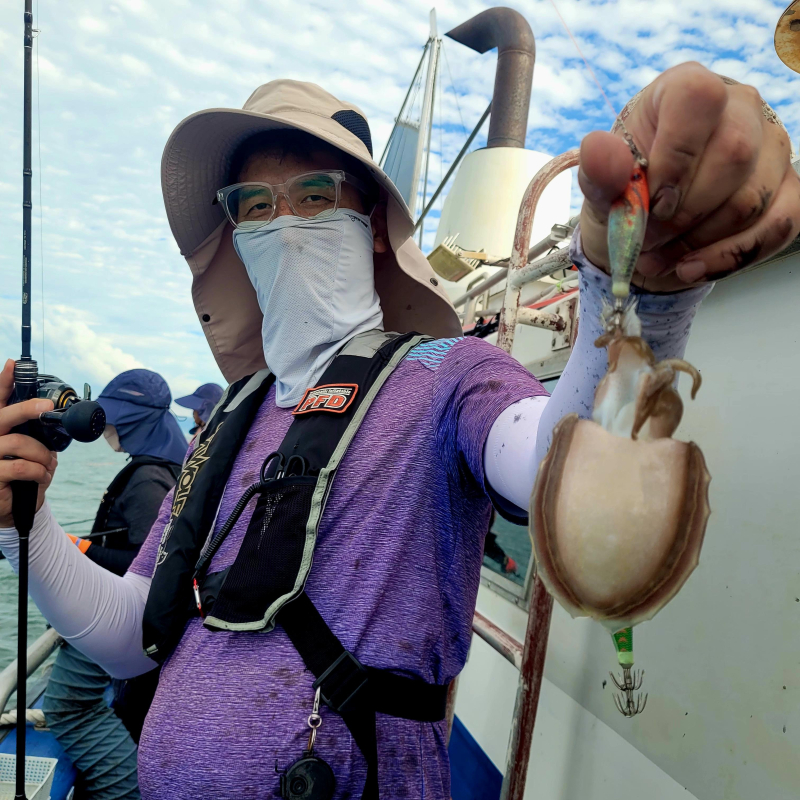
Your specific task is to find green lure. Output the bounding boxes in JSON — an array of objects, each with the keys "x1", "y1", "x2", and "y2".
[{"x1": 610, "y1": 626, "x2": 647, "y2": 717}]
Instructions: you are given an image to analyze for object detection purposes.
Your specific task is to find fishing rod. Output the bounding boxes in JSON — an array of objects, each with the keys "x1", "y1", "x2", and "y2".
[{"x1": 9, "y1": 4, "x2": 106, "y2": 796}]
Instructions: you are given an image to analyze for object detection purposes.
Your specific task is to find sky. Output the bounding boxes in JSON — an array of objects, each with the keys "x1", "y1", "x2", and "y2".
[{"x1": 0, "y1": 0, "x2": 797, "y2": 410}]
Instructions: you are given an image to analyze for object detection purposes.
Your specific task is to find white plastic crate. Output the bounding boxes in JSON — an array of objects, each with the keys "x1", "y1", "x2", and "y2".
[{"x1": 0, "y1": 753, "x2": 57, "y2": 800}]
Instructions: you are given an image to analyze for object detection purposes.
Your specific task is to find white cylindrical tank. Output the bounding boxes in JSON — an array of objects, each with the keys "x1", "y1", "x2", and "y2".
[{"x1": 433, "y1": 147, "x2": 572, "y2": 279}]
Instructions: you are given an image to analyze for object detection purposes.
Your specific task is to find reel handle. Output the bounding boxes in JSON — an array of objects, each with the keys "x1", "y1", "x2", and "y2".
[{"x1": 40, "y1": 400, "x2": 105, "y2": 443}]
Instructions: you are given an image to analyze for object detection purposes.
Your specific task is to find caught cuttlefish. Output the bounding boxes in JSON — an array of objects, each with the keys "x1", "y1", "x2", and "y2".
[{"x1": 530, "y1": 153, "x2": 711, "y2": 716}]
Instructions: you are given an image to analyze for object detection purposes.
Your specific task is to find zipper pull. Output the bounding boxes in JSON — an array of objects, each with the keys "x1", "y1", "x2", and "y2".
[{"x1": 193, "y1": 578, "x2": 203, "y2": 616}]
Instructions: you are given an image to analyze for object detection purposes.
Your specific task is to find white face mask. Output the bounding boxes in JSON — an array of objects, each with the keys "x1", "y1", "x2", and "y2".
[
  {"x1": 233, "y1": 209, "x2": 384, "y2": 407},
  {"x1": 103, "y1": 424, "x2": 125, "y2": 453}
]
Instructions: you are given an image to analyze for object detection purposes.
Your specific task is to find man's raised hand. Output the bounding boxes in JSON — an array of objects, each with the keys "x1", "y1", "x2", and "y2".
[
  {"x1": 0, "y1": 358, "x2": 57, "y2": 528},
  {"x1": 578, "y1": 62, "x2": 800, "y2": 292}
]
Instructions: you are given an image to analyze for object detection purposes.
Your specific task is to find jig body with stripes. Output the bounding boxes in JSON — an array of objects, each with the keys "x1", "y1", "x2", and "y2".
[{"x1": 606, "y1": 127, "x2": 650, "y2": 326}]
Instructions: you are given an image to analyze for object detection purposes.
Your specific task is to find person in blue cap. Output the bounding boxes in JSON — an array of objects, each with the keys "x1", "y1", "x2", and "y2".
[
  {"x1": 43, "y1": 369, "x2": 188, "y2": 800},
  {"x1": 175, "y1": 382, "x2": 224, "y2": 435}
]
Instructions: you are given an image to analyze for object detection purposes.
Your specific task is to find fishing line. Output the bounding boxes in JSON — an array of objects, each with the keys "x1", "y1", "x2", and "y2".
[
  {"x1": 547, "y1": 0, "x2": 619, "y2": 120},
  {"x1": 60, "y1": 516, "x2": 97, "y2": 526},
  {"x1": 441, "y1": 41, "x2": 468, "y2": 138}
]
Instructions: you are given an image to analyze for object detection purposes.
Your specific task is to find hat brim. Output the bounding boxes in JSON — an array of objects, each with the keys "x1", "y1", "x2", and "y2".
[
  {"x1": 174, "y1": 394, "x2": 205, "y2": 411},
  {"x1": 162, "y1": 107, "x2": 413, "y2": 257},
  {"x1": 161, "y1": 99, "x2": 463, "y2": 383}
]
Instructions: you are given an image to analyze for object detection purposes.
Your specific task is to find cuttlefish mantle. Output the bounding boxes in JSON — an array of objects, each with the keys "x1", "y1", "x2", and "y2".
[{"x1": 530, "y1": 303, "x2": 711, "y2": 632}]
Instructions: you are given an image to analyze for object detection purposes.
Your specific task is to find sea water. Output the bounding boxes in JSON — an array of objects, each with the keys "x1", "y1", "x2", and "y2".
[{"x1": 0, "y1": 439, "x2": 126, "y2": 668}]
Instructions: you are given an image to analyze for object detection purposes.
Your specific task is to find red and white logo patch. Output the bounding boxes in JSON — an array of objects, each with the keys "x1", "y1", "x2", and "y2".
[{"x1": 292, "y1": 384, "x2": 359, "y2": 415}]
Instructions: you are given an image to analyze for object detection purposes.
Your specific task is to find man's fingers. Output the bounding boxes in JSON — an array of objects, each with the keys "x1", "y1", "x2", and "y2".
[
  {"x1": 660, "y1": 86, "x2": 763, "y2": 233},
  {"x1": 678, "y1": 120, "x2": 789, "y2": 252},
  {"x1": 0, "y1": 458, "x2": 53, "y2": 487},
  {"x1": 578, "y1": 131, "x2": 635, "y2": 269},
  {"x1": 645, "y1": 64, "x2": 728, "y2": 222},
  {"x1": 0, "y1": 360, "x2": 15, "y2": 411},
  {"x1": 675, "y1": 169, "x2": 800, "y2": 282},
  {"x1": 0, "y1": 398, "x2": 53, "y2": 437},
  {"x1": 0, "y1": 433, "x2": 57, "y2": 469},
  {"x1": 578, "y1": 131, "x2": 633, "y2": 224}
]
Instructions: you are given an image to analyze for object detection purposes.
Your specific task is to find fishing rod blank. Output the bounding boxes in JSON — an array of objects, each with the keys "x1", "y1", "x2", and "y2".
[{"x1": 10, "y1": 3, "x2": 106, "y2": 796}]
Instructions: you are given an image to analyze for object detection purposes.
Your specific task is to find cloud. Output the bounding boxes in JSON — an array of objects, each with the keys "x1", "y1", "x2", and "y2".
[{"x1": 0, "y1": 0, "x2": 796, "y2": 398}]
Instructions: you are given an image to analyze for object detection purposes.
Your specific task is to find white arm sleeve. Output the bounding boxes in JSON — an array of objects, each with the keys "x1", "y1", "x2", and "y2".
[
  {"x1": 0, "y1": 502, "x2": 156, "y2": 679},
  {"x1": 484, "y1": 225, "x2": 712, "y2": 514},
  {"x1": 484, "y1": 395, "x2": 549, "y2": 511}
]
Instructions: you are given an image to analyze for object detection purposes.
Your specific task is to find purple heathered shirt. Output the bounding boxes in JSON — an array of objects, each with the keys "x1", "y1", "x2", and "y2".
[{"x1": 129, "y1": 336, "x2": 545, "y2": 799}]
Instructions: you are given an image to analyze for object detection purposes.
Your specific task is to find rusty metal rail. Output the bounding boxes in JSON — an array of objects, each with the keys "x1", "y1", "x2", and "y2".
[
  {"x1": 473, "y1": 611, "x2": 524, "y2": 669},
  {"x1": 446, "y1": 149, "x2": 581, "y2": 792},
  {"x1": 496, "y1": 147, "x2": 579, "y2": 800},
  {"x1": 497, "y1": 149, "x2": 580, "y2": 353},
  {"x1": 445, "y1": 148, "x2": 582, "y2": 797}
]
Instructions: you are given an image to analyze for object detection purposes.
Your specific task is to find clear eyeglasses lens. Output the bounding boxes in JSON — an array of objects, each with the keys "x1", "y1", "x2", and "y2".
[{"x1": 223, "y1": 173, "x2": 339, "y2": 230}]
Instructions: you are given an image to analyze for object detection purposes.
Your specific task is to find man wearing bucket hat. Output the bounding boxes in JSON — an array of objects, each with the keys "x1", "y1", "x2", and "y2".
[
  {"x1": 0, "y1": 62, "x2": 797, "y2": 799},
  {"x1": 175, "y1": 382, "x2": 224, "y2": 434}
]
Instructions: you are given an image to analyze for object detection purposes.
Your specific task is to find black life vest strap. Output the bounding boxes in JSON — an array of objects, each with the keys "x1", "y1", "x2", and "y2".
[{"x1": 279, "y1": 593, "x2": 448, "y2": 800}]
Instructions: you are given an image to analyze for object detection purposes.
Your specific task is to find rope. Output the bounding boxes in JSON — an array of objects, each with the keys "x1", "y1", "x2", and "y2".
[{"x1": 0, "y1": 707, "x2": 48, "y2": 729}]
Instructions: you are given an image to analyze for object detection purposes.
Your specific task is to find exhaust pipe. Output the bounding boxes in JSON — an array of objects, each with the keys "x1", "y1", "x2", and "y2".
[{"x1": 446, "y1": 7, "x2": 535, "y2": 149}]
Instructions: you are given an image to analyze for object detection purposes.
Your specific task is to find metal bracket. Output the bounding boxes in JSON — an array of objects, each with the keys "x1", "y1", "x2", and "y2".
[{"x1": 550, "y1": 294, "x2": 578, "y2": 351}]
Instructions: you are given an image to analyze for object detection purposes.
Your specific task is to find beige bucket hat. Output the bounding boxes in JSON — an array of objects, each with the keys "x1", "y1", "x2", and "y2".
[{"x1": 161, "y1": 79, "x2": 462, "y2": 383}]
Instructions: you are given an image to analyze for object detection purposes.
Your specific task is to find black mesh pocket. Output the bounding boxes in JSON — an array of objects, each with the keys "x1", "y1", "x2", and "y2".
[{"x1": 209, "y1": 476, "x2": 316, "y2": 627}]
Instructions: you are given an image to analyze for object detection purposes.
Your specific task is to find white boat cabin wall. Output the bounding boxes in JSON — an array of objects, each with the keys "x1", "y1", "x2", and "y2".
[{"x1": 414, "y1": 7, "x2": 800, "y2": 800}]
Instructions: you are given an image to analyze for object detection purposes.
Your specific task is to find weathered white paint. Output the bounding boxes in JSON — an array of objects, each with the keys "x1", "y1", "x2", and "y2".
[
  {"x1": 456, "y1": 619, "x2": 700, "y2": 799},
  {"x1": 433, "y1": 147, "x2": 572, "y2": 298}
]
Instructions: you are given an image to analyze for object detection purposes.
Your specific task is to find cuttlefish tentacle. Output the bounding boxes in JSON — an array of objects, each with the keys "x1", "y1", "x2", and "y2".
[
  {"x1": 631, "y1": 364, "x2": 680, "y2": 440},
  {"x1": 630, "y1": 357, "x2": 702, "y2": 440},
  {"x1": 659, "y1": 358, "x2": 702, "y2": 399}
]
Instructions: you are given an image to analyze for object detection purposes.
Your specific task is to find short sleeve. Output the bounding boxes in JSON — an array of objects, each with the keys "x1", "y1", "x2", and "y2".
[{"x1": 428, "y1": 337, "x2": 548, "y2": 492}]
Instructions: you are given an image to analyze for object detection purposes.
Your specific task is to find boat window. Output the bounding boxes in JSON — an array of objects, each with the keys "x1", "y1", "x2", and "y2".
[
  {"x1": 481, "y1": 373, "x2": 560, "y2": 603},
  {"x1": 540, "y1": 377, "x2": 558, "y2": 394},
  {"x1": 482, "y1": 512, "x2": 529, "y2": 589}
]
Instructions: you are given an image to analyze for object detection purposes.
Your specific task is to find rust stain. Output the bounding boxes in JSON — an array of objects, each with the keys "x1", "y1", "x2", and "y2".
[{"x1": 775, "y1": 1, "x2": 800, "y2": 73}]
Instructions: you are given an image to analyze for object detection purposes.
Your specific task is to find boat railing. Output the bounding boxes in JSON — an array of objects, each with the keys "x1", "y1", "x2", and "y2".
[
  {"x1": 455, "y1": 148, "x2": 800, "y2": 799},
  {"x1": 451, "y1": 226, "x2": 579, "y2": 330},
  {"x1": 0, "y1": 628, "x2": 62, "y2": 718},
  {"x1": 447, "y1": 148, "x2": 581, "y2": 800}
]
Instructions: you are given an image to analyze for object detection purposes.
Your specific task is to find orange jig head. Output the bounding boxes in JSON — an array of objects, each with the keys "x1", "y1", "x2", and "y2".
[{"x1": 607, "y1": 164, "x2": 649, "y2": 301}]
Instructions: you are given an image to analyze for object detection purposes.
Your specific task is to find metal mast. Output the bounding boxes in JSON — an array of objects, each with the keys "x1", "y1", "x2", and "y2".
[{"x1": 408, "y1": 9, "x2": 440, "y2": 218}]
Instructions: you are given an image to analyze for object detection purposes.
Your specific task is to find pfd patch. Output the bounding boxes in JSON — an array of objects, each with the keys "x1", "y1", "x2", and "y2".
[{"x1": 293, "y1": 384, "x2": 359, "y2": 415}]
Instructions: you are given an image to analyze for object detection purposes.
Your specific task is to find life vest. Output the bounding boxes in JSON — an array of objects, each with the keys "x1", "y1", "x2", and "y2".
[
  {"x1": 142, "y1": 330, "x2": 449, "y2": 800},
  {"x1": 91, "y1": 456, "x2": 181, "y2": 548}
]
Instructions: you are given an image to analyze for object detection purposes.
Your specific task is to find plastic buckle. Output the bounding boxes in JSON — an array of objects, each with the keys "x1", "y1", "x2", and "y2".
[{"x1": 312, "y1": 651, "x2": 369, "y2": 714}]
